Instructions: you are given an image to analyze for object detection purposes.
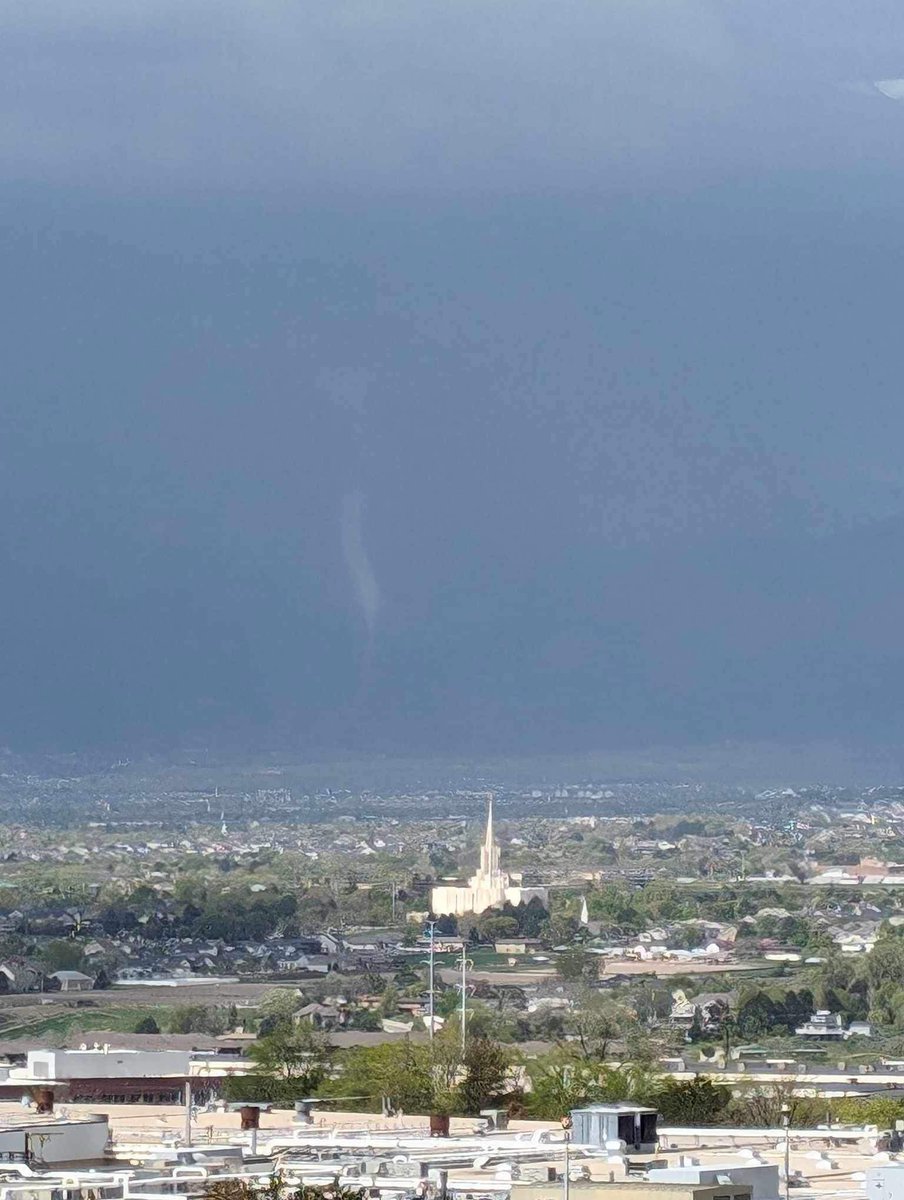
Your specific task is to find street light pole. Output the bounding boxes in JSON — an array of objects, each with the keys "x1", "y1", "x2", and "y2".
[
  {"x1": 561, "y1": 1115, "x2": 572, "y2": 1200},
  {"x1": 781, "y1": 1103, "x2": 791, "y2": 1200},
  {"x1": 460, "y1": 950, "x2": 466, "y2": 1055},
  {"x1": 458, "y1": 950, "x2": 473, "y2": 1055},
  {"x1": 426, "y1": 920, "x2": 437, "y2": 1042}
]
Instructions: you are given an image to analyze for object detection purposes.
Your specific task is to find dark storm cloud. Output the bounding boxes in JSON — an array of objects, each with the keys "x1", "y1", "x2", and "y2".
[
  {"x1": 3, "y1": 1, "x2": 904, "y2": 762},
  {"x1": 2, "y1": 0, "x2": 903, "y2": 193}
]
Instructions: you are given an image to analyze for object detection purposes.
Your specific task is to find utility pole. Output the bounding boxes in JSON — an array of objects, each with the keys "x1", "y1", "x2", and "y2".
[
  {"x1": 183, "y1": 1080, "x2": 192, "y2": 1148},
  {"x1": 426, "y1": 920, "x2": 437, "y2": 1042}
]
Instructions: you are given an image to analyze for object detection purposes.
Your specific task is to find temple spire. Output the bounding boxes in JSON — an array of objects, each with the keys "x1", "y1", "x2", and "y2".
[{"x1": 479, "y1": 796, "x2": 499, "y2": 878}]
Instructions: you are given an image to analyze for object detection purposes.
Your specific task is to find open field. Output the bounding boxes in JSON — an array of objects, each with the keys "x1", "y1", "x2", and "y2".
[
  {"x1": 0, "y1": 980, "x2": 291, "y2": 1012},
  {"x1": 439, "y1": 967, "x2": 556, "y2": 986},
  {"x1": 438, "y1": 958, "x2": 770, "y2": 986},
  {"x1": 598, "y1": 959, "x2": 768, "y2": 977},
  {"x1": 0, "y1": 1006, "x2": 175, "y2": 1041},
  {"x1": 0, "y1": 980, "x2": 295, "y2": 1040}
]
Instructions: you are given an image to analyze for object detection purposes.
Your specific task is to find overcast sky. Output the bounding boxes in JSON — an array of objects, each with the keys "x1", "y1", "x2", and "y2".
[{"x1": 3, "y1": 1, "x2": 904, "y2": 762}]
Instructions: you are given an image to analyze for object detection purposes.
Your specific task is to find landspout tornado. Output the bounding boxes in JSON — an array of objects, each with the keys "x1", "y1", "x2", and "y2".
[{"x1": 341, "y1": 490, "x2": 380, "y2": 695}]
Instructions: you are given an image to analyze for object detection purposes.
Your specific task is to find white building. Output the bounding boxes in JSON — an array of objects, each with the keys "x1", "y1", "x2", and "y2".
[
  {"x1": 430, "y1": 800, "x2": 548, "y2": 917},
  {"x1": 19, "y1": 1048, "x2": 191, "y2": 1080},
  {"x1": 868, "y1": 1165, "x2": 904, "y2": 1200},
  {"x1": 648, "y1": 1164, "x2": 779, "y2": 1200},
  {"x1": 0, "y1": 1113, "x2": 109, "y2": 1165},
  {"x1": 794, "y1": 1010, "x2": 846, "y2": 1038}
]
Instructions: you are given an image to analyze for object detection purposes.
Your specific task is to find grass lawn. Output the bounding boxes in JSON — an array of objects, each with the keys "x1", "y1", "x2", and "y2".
[{"x1": 0, "y1": 1006, "x2": 175, "y2": 1039}]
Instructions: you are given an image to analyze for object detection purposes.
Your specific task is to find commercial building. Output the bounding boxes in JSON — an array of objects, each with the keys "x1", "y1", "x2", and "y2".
[
  {"x1": 511, "y1": 1182, "x2": 755, "y2": 1200},
  {"x1": 0, "y1": 1047, "x2": 212, "y2": 1104},
  {"x1": 0, "y1": 1112, "x2": 109, "y2": 1166}
]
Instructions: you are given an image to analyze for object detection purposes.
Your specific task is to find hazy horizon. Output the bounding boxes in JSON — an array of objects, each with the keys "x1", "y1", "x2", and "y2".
[{"x1": 4, "y1": 2, "x2": 904, "y2": 761}]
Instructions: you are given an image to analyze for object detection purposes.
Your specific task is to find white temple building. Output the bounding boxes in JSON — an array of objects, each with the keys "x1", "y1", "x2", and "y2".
[{"x1": 430, "y1": 800, "x2": 549, "y2": 916}]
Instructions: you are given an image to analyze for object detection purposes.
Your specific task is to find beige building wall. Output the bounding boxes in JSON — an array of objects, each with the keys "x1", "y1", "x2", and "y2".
[{"x1": 512, "y1": 1183, "x2": 753, "y2": 1200}]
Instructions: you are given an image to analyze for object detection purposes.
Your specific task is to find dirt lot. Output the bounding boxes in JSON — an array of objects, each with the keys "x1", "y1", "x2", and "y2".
[
  {"x1": 438, "y1": 959, "x2": 765, "y2": 986},
  {"x1": 0, "y1": 980, "x2": 292, "y2": 1013},
  {"x1": 599, "y1": 958, "x2": 764, "y2": 976},
  {"x1": 0, "y1": 980, "x2": 295, "y2": 1041}
]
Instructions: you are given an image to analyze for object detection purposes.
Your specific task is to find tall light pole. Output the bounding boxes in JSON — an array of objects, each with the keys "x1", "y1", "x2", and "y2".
[
  {"x1": 426, "y1": 920, "x2": 437, "y2": 1042},
  {"x1": 561, "y1": 1115, "x2": 572, "y2": 1200},
  {"x1": 457, "y1": 948, "x2": 473, "y2": 1055},
  {"x1": 781, "y1": 1102, "x2": 791, "y2": 1200}
]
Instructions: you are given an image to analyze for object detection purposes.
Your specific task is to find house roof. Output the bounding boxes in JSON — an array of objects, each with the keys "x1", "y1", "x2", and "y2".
[
  {"x1": 693, "y1": 991, "x2": 735, "y2": 1007},
  {"x1": 0, "y1": 1030, "x2": 250, "y2": 1055},
  {"x1": 295, "y1": 1003, "x2": 338, "y2": 1018}
]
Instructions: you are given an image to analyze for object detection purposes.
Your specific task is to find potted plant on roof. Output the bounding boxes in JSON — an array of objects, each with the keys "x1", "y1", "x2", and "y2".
[
  {"x1": 427, "y1": 1034, "x2": 461, "y2": 1136},
  {"x1": 429, "y1": 1083, "x2": 456, "y2": 1137}
]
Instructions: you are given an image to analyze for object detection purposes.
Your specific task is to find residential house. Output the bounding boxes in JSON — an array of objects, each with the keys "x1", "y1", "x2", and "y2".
[
  {"x1": 828, "y1": 924, "x2": 879, "y2": 955},
  {"x1": 47, "y1": 970, "x2": 94, "y2": 993},
  {"x1": 294, "y1": 1002, "x2": 346, "y2": 1030},
  {"x1": 670, "y1": 989, "x2": 732, "y2": 1033},
  {"x1": 795, "y1": 1010, "x2": 846, "y2": 1038},
  {"x1": 494, "y1": 938, "x2": 542, "y2": 955},
  {"x1": 0, "y1": 960, "x2": 45, "y2": 994}
]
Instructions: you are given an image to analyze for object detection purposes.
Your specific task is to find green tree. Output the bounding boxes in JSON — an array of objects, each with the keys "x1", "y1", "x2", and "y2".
[
  {"x1": 170, "y1": 1005, "x2": 229, "y2": 1035},
  {"x1": 570, "y1": 991, "x2": 633, "y2": 1060},
  {"x1": 347, "y1": 1009, "x2": 380, "y2": 1031},
  {"x1": 869, "y1": 935, "x2": 904, "y2": 985},
  {"x1": 41, "y1": 940, "x2": 85, "y2": 972},
  {"x1": 728, "y1": 1083, "x2": 824, "y2": 1128},
  {"x1": 557, "y1": 947, "x2": 592, "y2": 982},
  {"x1": 474, "y1": 914, "x2": 519, "y2": 942},
  {"x1": 378, "y1": 983, "x2": 399, "y2": 1018},
  {"x1": 258, "y1": 988, "x2": 300, "y2": 1026},
  {"x1": 318, "y1": 1041, "x2": 432, "y2": 1112},
  {"x1": 249, "y1": 1023, "x2": 332, "y2": 1091},
  {"x1": 525, "y1": 1050, "x2": 662, "y2": 1119},
  {"x1": 539, "y1": 914, "x2": 581, "y2": 948},
  {"x1": 656, "y1": 1076, "x2": 731, "y2": 1124},
  {"x1": 458, "y1": 1037, "x2": 513, "y2": 1113},
  {"x1": 526, "y1": 1052, "x2": 599, "y2": 1118},
  {"x1": 587, "y1": 885, "x2": 643, "y2": 935},
  {"x1": 134, "y1": 1015, "x2": 161, "y2": 1034},
  {"x1": 735, "y1": 989, "x2": 784, "y2": 1038},
  {"x1": 834, "y1": 1096, "x2": 904, "y2": 1129}
]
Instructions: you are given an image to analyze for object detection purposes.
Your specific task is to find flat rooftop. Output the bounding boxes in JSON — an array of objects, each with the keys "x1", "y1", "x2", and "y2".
[{"x1": 0, "y1": 1111, "x2": 106, "y2": 1128}]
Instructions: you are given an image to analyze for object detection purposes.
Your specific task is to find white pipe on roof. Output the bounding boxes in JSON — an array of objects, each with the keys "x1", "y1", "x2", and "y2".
[{"x1": 660, "y1": 1126, "x2": 880, "y2": 1140}]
